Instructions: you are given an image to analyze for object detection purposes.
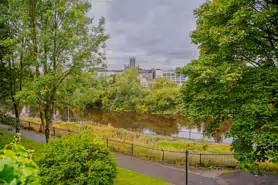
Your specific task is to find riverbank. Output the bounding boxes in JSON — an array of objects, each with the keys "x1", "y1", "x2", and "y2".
[
  {"x1": 21, "y1": 108, "x2": 233, "y2": 143},
  {"x1": 18, "y1": 118, "x2": 237, "y2": 168},
  {"x1": 17, "y1": 117, "x2": 278, "y2": 172},
  {"x1": 20, "y1": 116, "x2": 232, "y2": 153}
]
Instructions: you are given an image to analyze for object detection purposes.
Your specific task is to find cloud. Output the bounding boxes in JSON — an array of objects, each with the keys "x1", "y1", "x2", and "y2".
[{"x1": 90, "y1": 0, "x2": 207, "y2": 69}]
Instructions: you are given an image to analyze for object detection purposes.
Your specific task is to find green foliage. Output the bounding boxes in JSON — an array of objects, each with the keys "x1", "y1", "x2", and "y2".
[
  {"x1": 0, "y1": 141, "x2": 40, "y2": 185},
  {"x1": 180, "y1": 0, "x2": 278, "y2": 173},
  {"x1": 7, "y1": 0, "x2": 108, "y2": 141},
  {"x1": 0, "y1": 131, "x2": 168, "y2": 185},
  {"x1": 36, "y1": 133, "x2": 117, "y2": 185},
  {"x1": 0, "y1": 1, "x2": 9, "y2": 103},
  {"x1": 102, "y1": 68, "x2": 144, "y2": 112},
  {"x1": 98, "y1": 69, "x2": 183, "y2": 115},
  {"x1": 0, "y1": 110, "x2": 19, "y2": 130},
  {"x1": 55, "y1": 71, "x2": 99, "y2": 111},
  {"x1": 0, "y1": 0, "x2": 32, "y2": 124},
  {"x1": 150, "y1": 77, "x2": 177, "y2": 90},
  {"x1": 144, "y1": 86, "x2": 181, "y2": 115}
]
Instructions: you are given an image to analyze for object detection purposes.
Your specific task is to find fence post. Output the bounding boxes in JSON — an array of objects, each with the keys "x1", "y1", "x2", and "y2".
[
  {"x1": 185, "y1": 150, "x2": 189, "y2": 185},
  {"x1": 200, "y1": 153, "x2": 202, "y2": 167},
  {"x1": 28, "y1": 122, "x2": 31, "y2": 130},
  {"x1": 39, "y1": 124, "x2": 42, "y2": 132},
  {"x1": 52, "y1": 127, "x2": 55, "y2": 136},
  {"x1": 161, "y1": 149, "x2": 164, "y2": 162},
  {"x1": 131, "y1": 143, "x2": 134, "y2": 156},
  {"x1": 164, "y1": 130, "x2": 166, "y2": 136},
  {"x1": 106, "y1": 138, "x2": 109, "y2": 147}
]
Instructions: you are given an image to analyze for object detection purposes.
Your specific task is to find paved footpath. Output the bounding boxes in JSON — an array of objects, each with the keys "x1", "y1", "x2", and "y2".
[
  {"x1": 0, "y1": 124, "x2": 217, "y2": 185},
  {"x1": 2, "y1": 125, "x2": 278, "y2": 185}
]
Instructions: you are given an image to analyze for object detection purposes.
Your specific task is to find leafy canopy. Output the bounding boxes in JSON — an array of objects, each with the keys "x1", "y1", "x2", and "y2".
[
  {"x1": 99, "y1": 69, "x2": 183, "y2": 115},
  {"x1": 180, "y1": 0, "x2": 278, "y2": 173}
]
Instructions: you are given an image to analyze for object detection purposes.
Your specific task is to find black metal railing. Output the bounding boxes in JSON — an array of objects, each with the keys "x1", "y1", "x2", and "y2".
[
  {"x1": 126, "y1": 126, "x2": 232, "y2": 144},
  {"x1": 19, "y1": 120, "x2": 238, "y2": 168}
]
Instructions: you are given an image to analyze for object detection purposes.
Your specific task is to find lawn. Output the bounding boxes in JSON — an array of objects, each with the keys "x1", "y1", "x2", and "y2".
[
  {"x1": 0, "y1": 130, "x2": 44, "y2": 151},
  {"x1": 0, "y1": 130, "x2": 169, "y2": 185},
  {"x1": 116, "y1": 168, "x2": 169, "y2": 185}
]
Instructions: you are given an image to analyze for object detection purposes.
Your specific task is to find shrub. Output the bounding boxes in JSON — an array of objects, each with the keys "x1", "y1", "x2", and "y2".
[
  {"x1": 36, "y1": 133, "x2": 117, "y2": 185},
  {"x1": 0, "y1": 141, "x2": 40, "y2": 185}
]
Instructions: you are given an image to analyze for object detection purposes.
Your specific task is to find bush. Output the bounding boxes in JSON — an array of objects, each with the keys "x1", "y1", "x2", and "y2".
[
  {"x1": 36, "y1": 133, "x2": 117, "y2": 185},
  {"x1": 0, "y1": 141, "x2": 40, "y2": 185}
]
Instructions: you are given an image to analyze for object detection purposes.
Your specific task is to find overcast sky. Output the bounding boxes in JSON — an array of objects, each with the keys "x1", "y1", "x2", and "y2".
[{"x1": 90, "y1": 0, "x2": 206, "y2": 70}]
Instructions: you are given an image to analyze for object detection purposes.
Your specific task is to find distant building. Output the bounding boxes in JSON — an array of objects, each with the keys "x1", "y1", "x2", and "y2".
[
  {"x1": 153, "y1": 69, "x2": 187, "y2": 87},
  {"x1": 161, "y1": 70, "x2": 187, "y2": 87},
  {"x1": 94, "y1": 68, "x2": 124, "y2": 78},
  {"x1": 124, "y1": 57, "x2": 138, "y2": 70},
  {"x1": 95, "y1": 57, "x2": 187, "y2": 87},
  {"x1": 139, "y1": 69, "x2": 156, "y2": 87}
]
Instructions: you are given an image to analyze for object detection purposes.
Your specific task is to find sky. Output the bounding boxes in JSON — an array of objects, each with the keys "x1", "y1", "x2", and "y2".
[{"x1": 90, "y1": 0, "x2": 206, "y2": 70}]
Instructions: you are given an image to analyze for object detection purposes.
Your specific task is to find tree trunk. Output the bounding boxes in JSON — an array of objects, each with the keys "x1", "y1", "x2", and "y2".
[
  {"x1": 44, "y1": 109, "x2": 52, "y2": 144},
  {"x1": 13, "y1": 102, "x2": 20, "y2": 133},
  {"x1": 39, "y1": 109, "x2": 45, "y2": 131},
  {"x1": 8, "y1": 56, "x2": 20, "y2": 133},
  {"x1": 44, "y1": 101, "x2": 54, "y2": 143}
]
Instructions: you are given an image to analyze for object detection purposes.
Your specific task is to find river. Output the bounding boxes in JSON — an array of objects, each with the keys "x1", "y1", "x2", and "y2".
[{"x1": 22, "y1": 107, "x2": 233, "y2": 144}]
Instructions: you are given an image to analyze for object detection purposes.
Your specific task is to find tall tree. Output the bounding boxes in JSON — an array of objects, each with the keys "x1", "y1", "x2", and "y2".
[
  {"x1": 180, "y1": 0, "x2": 278, "y2": 173},
  {"x1": 18, "y1": 0, "x2": 108, "y2": 143},
  {"x1": 0, "y1": 0, "x2": 32, "y2": 132},
  {"x1": 0, "y1": 0, "x2": 9, "y2": 102}
]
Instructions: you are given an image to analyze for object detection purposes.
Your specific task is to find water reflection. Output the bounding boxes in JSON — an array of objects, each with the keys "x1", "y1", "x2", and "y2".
[{"x1": 22, "y1": 107, "x2": 233, "y2": 143}]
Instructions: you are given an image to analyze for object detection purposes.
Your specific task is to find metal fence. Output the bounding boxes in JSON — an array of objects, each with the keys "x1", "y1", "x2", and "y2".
[
  {"x1": 19, "y1": 120, "x2": 238, "y2": 168},
  {"x1": 126, "y1": 126, "x2": 233, "y2": 144}
]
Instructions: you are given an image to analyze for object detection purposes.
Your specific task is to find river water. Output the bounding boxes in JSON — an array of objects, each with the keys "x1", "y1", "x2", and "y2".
[{"x1": 22, "y1": 107, "x2": 233, "y2": 144}]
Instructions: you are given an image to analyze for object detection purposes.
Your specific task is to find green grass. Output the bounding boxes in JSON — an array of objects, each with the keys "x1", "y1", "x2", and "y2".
[
  {"x1": 0, "y1": 131, "x2": 44, "y2": 151},
  {"x1": 116, "y1": 168, "x2": 169, "y2": 185},
  {"x1": 0, "y1": 130, "x2": 169, "y2": 185},
  {"x1": 157, "y1": 140, "x2": 232, "y2": 154}
]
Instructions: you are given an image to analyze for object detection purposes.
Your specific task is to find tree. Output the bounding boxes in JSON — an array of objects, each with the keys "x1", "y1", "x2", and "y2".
[
  {"x1": 149, "y1": 77, "x2": 177, "y2": 90},
  {"x1": 87, "y1": 75, "x2": 116, "y2": 109},
  {"x1": 0, "y1": 0, "x2": 9, "y2": 103},
  {"x1": 0, "y1": 0, "x2": 33, "y2": 132},
  {"x1": 180, "y1": 0, "x2": 278, "y2": 173},
  {"x1": 102, "y1": 68, "x2": 145, "y2": 112},
  {"x1": 55, "y1": 71, "x2": 99, "y2": 113},
  {"x1": 143, "y1": 78, "x2": 182, "y2": 115},
  {"x1": 17, "y1": 0, "x2": 108, "y2": 143}
]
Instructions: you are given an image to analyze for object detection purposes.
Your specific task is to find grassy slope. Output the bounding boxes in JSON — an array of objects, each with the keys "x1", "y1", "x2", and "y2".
[
  {"x1": 20, "y1": 116, "x2": 232, "y2": 154},
  {"x1": 0, "y1": 130, "x2": 169, "y2": 185}
]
